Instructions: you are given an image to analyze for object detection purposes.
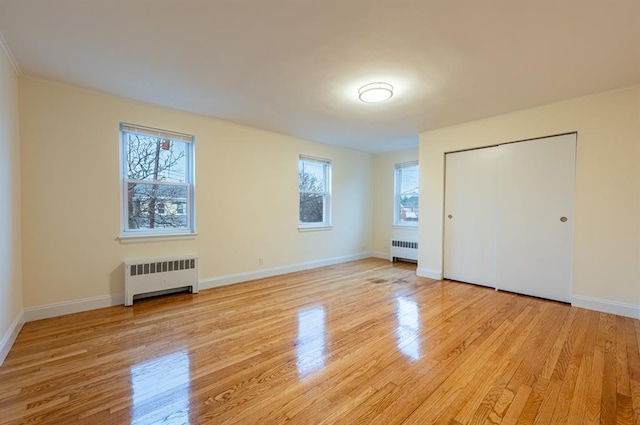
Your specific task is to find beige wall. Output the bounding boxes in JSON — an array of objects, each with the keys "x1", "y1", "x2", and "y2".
[
  {"x1": 372, "y1": 148, "x2": 418, "y2": 257},
  {"x1": 19, "y1": 78, "x2": 373, "y2": 308},
  {"x1": 418, "y1": 86, "x2": 640, "y2": 308},
  {"x1": 18, "y1": 73, "x2": 639, "y2": 316},
  {"x1": 0, "y1": 47, "x2": 23, "y2": 341}
]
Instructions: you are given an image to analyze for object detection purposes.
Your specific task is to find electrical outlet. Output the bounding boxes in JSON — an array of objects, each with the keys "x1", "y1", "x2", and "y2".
[{"x1": 259, "y1": 257, "x2": 264, "y2": 266}]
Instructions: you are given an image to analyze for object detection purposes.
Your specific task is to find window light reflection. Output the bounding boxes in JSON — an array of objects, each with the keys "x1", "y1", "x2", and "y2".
[
  {"x1": 296, "y1": 306, "x2": 326, "y2": 377},
  {"x1": 396, "y1": 296, "x2": 421, "y2": 361},
  {"x1": 130, "y1": 349, "x2": 191, "y2": 425}
]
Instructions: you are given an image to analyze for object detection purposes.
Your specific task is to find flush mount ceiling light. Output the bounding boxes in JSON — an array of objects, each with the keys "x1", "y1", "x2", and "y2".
[{"x1": 358, "y1": 82, "x2": 394, "y2": 103}]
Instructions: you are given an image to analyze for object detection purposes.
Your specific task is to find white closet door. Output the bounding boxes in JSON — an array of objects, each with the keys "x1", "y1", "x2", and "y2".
[
  {"x1": 495, "y1": 134, "x2": 576, "y2": 302},
  {"x1": 443, "y1": 147, "x2": 500, "y2": 287}
]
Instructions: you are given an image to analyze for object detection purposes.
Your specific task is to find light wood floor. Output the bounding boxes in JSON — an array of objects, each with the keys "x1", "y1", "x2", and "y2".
[{"x1": 1, "y1": 259, "x2": 639, "y2": 424}]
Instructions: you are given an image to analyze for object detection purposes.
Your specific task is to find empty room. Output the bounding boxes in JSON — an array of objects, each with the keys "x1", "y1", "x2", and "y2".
[{"x1": 0, "y1": 1, "x2": 639, "y2": 424}]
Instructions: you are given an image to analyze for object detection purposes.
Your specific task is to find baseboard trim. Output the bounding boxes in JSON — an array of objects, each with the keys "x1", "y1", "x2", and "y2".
[
  {"x1": 417, "y1": 267, "x2": 442, "y2": 280},
  {"x1": 24, "y1": 293, "x2": 125, "y2": 322},
  {"x1": 0, "y1": 310, "x2": 24, "y2": 366},
  {"x1": 572, "y1": 295, "x2": 640, "y2": 319},
  {"x1": 199, "y1": 252, "x2": 373, "y2": 290},
  {"x1": 22, "y1": 252, "x2": 379, "y2": 322}
]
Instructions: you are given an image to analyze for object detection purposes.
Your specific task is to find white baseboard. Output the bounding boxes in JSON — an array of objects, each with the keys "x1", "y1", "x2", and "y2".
[
  {"x1": 200, "y1": 252, "x2": 373, "y2": 290},
  {"x1": 0, "y1": 310, "x2": 24, "y2": 366},
  {"x1": 21, "y1": 252, "x2": 378, "y2": 322},
  {"x1": 23, "y1": 293, "x2": 125, "y2": 322},
  {"x1": 572, "y1": 295, "x2": 640, "y2": 319},
  {"x1": 417, "y1": 267, "x2": 442, "y2": 280}
]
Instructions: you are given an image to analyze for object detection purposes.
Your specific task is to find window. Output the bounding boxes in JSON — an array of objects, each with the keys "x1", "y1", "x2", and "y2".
[
  {"x1": 299, "y1": 155, "x2": 331, "y2": 228},
  {"x1": 394, "y1": 161, "x2": 419, "y2": 226},
  {"x1": 120, "y1": 123, "x2": 195, "y2": 236}
]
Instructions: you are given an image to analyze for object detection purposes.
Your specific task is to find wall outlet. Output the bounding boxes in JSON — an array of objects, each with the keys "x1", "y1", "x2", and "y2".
[{"x1": 259, "y1": 257, "x2": 264, "y2": 266}]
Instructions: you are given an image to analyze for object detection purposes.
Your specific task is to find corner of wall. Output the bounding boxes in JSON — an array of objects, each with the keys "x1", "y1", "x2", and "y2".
[
  {"x1": 0, "y1": 30, "x2": 24, "y2": 367},
  {"x1": 0, "y1": 310, "x2": 24, "y2": 366},
  {"x1": 417, "y1": 267, "x2": 442, "y2": 280}
]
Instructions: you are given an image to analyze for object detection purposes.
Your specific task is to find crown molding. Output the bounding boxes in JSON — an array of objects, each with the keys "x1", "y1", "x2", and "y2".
[{"x1": 0, "y1": 31, "x2": 22, "y2": 76}]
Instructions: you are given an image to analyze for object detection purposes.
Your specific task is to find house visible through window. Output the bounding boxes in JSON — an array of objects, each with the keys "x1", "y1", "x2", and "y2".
[
  {"x1": 120, "y1": 123, "x2": 195, "y2": 236},
  {"x1": 395, "y1": 161, "x2": 419, "y2": 226},
  {"x1": 299, "y1": 155, "x2": 331, "y2": 228}
]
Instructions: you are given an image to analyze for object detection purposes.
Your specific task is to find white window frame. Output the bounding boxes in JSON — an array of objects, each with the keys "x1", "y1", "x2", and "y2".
[
  {"x1": 119, "y1": 123, "x2": 196, "y2": 238},
  {"x1": 298, "y1": 155, "x2": 332, "y2": 230},
  {"x1": 394, "y1": 161, "x2": 419, "y2": 227}
]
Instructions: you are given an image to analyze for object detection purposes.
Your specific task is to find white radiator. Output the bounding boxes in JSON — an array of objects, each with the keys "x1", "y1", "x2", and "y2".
[
  {"x1": 124, "y1": 256, "x2": 199, "y2": 306},
  {"x1": 390, "y1": 239, "x2": 418, "y2": 263}
]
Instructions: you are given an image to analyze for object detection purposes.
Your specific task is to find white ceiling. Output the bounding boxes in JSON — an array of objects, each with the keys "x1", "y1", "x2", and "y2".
[{"x1": 0, "y1": 1, "x2": 638, "y2": 153}]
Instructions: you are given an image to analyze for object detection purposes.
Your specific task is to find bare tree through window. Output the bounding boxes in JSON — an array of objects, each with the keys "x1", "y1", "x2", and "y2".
[
  {"x1": 395, "y1": 162, "x2": 419, "y2": 225},
  {"x1": 122, "y1": 126, "x2": 193, "y2": 233},
  {"x1": 299, "y1": 156, "x2": 331, "y2": 226},
  {"x1": 299, "y1": 170, "x2": 324, "y2": 223}
]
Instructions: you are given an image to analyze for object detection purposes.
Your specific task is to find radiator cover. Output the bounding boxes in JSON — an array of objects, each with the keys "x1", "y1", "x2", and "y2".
[
  {"x1": 390, "y1": 239, "x2": 418, "y2": 263},
  {"x1": 124, "y1": 256, "x2": 199, "y2": 306}
]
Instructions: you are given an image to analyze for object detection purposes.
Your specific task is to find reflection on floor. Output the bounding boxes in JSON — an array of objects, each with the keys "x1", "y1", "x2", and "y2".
[
  {"x1": 1, "y1": 259, "x2": 638, "y2": 424},
  {"x1": 131, "y1": 349, "x2": 190, "y2": 425},
  {"x1": 395, "y1": 296, "x2": 421, "y2": 361},
  {"x1": 296, "y1": 305, "x2": 327, "y2": 377}
]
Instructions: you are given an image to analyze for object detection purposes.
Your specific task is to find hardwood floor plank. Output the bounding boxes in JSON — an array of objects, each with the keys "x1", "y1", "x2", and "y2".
[
  {"x1": 560, "y1": 311, "x2": 597, "y2": 424},
  {"x1": 402, "y1": 299, "x2": 546, "y2": 424},
  {"x1": 600, "y1": 313, "x2": 619, "y2": 425},
  {"x1": 465, "y1": 303, "x2": 569, "y2": 425},
  {"x1": 339, "y1": 291, "x2": 522, "y2": 425},
  {"x1": 507, "y1": 377, "x2": 555, "y2": 425},
  {"x1": 626, "y1": 317, "x2": 640, "y2": 424},
  {"x1": 546, "y1": 309, "x2": 592, "y2": 424},
  {"x1": 0, "y1": 259, "x2": 638, "y2": 424},
  {"x1": 500, "y1": 385, "x2": 533, "y2": 424},
  {"x1": 539, "y1": 307, "x2": 578, "y2": 380},
  {"x1": 458, "y1": 302, "x2": 553, "y2": 425},
  {"x1": 616, "y1": 316, "x2": 635, "y2": 424}
]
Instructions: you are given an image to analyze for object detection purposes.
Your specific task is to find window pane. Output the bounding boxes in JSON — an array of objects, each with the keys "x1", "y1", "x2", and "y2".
[
  {"x1": 299, "y1": 161, "x2": 325, "y2": 192},
  {"x1": 399, "y1": 195, "x2": 419, "y2": 222},
  {"x1": 300, "y1": 194, "x2": 324, "y2": 223},
  {"x1": 126, "y1": 134, "x2": 188, "y2": 183},
  {"x1": 127, "y1": 183, "x2": 188, "y2": 230},
  {"x1": 399, "y1": 165, "x2": 419, "y2": 196},
  {"x1": 396, "y1": 164, "x2": 419, "y2": 224}
]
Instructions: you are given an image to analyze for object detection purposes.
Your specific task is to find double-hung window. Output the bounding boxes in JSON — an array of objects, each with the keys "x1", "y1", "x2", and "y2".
[
  {"x1": 120, "y1": 123, "x2": 195, "y2": 237},
  {"x1": 394, "y1": 161, "x2": 419, "y2": 226},
  {"x1": 299, "y1": 155, "x2": 332, "y2": 228}
]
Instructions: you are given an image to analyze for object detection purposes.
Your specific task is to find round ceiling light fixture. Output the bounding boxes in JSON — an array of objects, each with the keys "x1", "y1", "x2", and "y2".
[{"x1": 358, "y1": 82, "x2": 393, "y2": 103}]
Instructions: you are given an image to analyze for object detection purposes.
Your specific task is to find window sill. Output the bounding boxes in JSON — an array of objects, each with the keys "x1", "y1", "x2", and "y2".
[
  {"x1": 298, "y1": 225, "x2": 333, "y2": 233},
  {"x1": 393, "y1": 224, "x2": 418, "y2": 230},
  {"x1": 118, "y1": 232, "x2": 198, "y2": 244}
]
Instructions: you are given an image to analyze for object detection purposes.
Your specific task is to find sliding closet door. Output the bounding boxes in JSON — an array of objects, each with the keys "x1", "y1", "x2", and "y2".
[
  {"x1": 443, "y1": 147, "x2": 500, "y2": 287},
  {"x1": 495, "y1": 134, "x2": 576, "y2": 302}
]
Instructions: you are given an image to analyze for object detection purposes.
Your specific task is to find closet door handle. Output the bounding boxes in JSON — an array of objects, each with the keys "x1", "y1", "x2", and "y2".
[{"x1": 560, "y1": 216, "x2": 568, "y2": 222}]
